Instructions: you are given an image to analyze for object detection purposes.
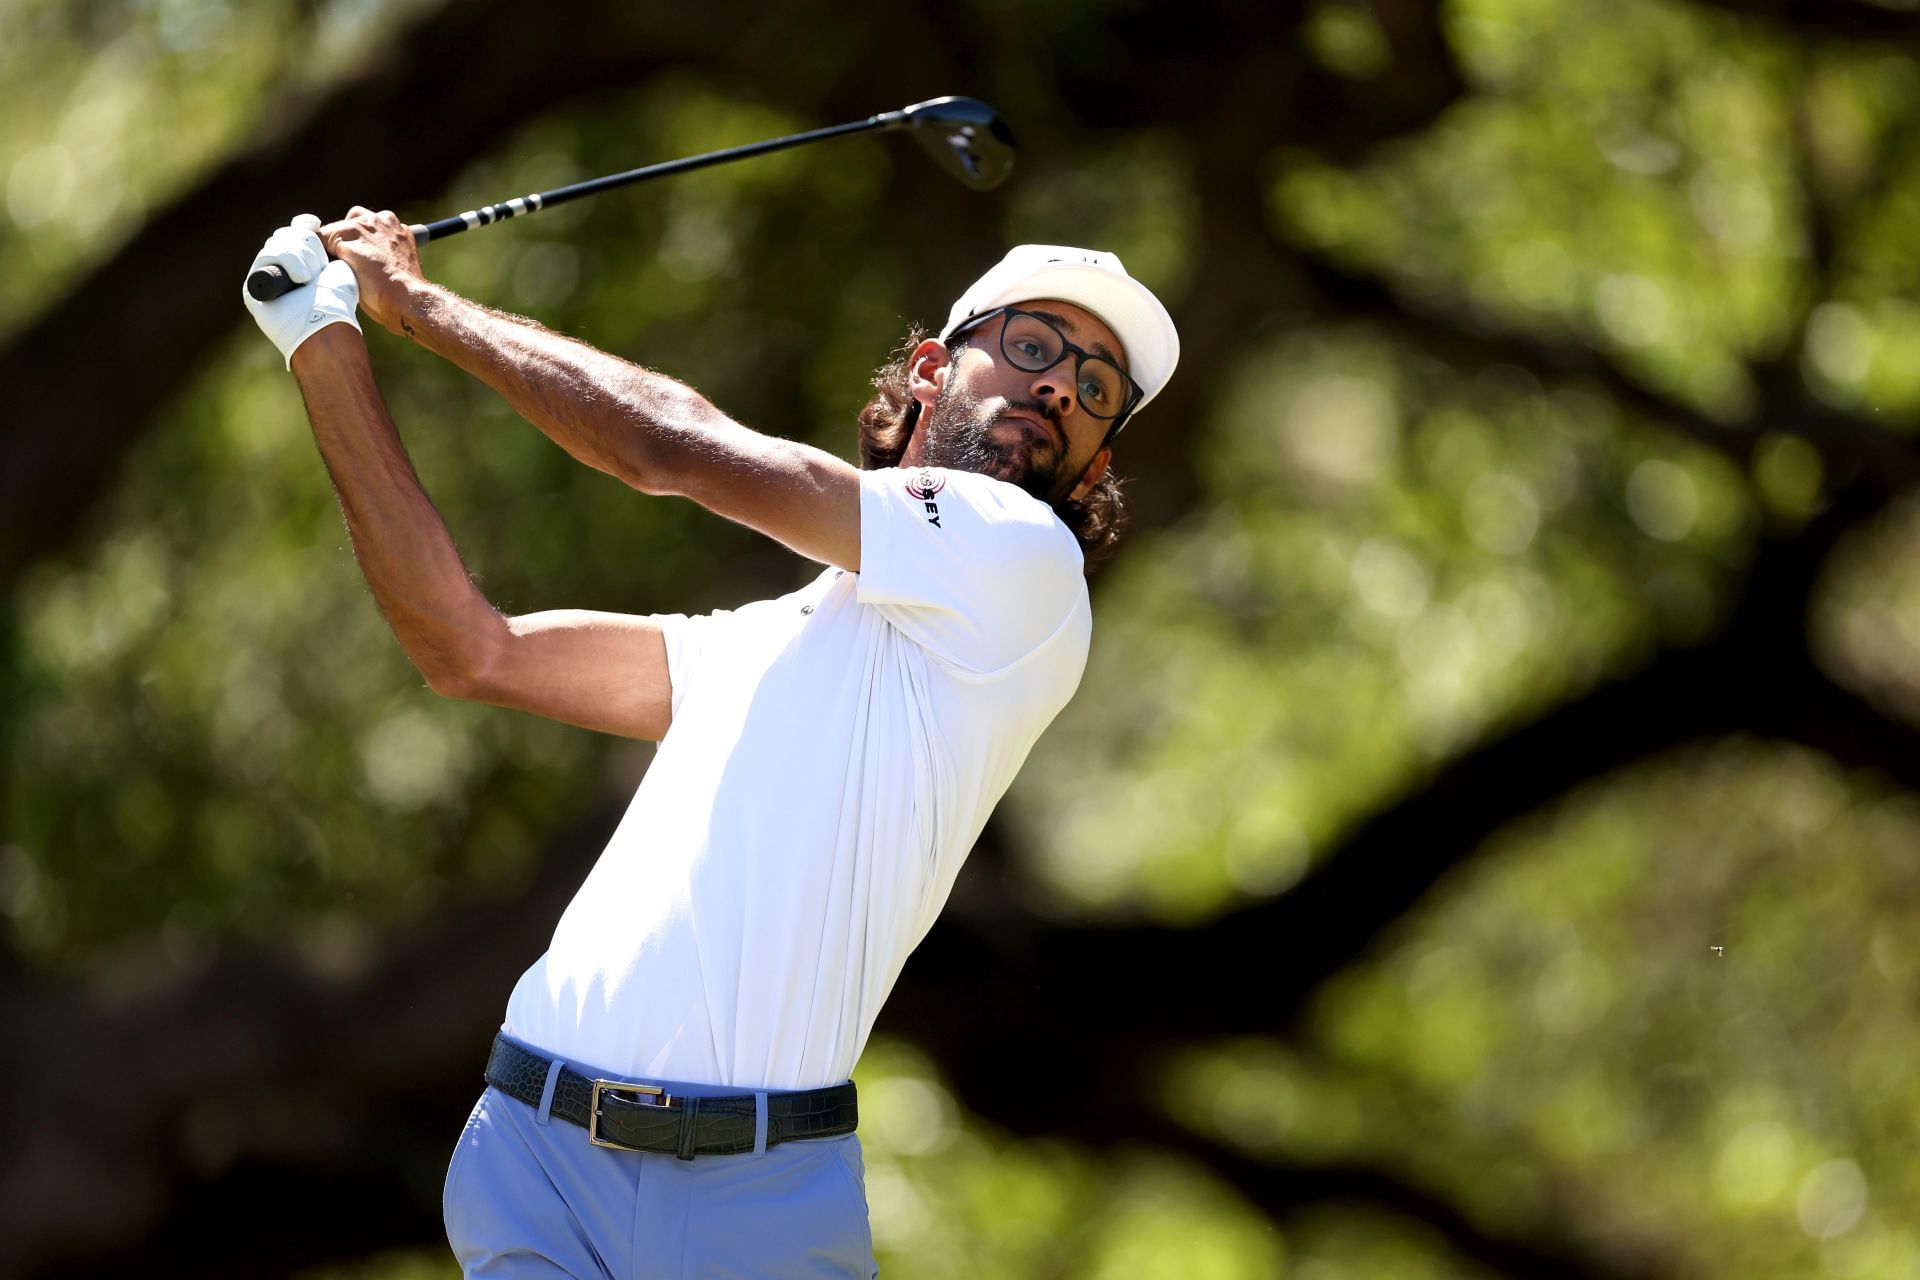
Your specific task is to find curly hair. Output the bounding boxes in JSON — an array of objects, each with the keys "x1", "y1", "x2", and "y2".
[{"x1": 854, "y1": 326, "x2": 1131, "y2": 567}]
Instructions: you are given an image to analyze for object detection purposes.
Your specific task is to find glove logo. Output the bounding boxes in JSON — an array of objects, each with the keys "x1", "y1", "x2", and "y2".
[{"x1": 906, "y1": 468, "x2": 945, "y2": 528}]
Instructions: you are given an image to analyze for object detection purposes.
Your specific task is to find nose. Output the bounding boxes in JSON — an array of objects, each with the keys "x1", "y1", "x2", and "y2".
[{"x1": 1029, "y1": 361, "x2": 1079, "y2": 419}]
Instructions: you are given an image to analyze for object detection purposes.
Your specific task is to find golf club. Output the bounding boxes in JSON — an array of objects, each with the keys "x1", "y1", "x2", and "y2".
[{"x1": 247, "y1": 95, "x2": 1015, "y2": 301}]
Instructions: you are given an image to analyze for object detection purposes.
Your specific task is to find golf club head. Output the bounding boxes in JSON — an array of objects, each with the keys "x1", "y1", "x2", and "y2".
[{"x1": 899, "y1": 97, "x2": 1017, "y2": 190}]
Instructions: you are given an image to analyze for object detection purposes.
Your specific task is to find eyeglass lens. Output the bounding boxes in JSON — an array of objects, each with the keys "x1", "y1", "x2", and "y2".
[{"x1": 999, "y1": 313, "x2": 1130, "y2": 420}]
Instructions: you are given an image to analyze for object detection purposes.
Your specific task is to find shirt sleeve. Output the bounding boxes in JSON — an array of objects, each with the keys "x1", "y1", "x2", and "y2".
[
  {"x1": 652, "y1": 608, "x2": 728, "y2": 721},
  {"x1": 857, "y1": 466, "x2": 1086, "y2": 672}
]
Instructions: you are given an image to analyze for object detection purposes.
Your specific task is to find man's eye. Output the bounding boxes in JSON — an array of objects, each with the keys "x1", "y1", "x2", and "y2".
[
  {"x1": 1080, "y1": 377, "x2": 1112, "y2": 406},
  {"x1": 1013, "y1": 339, "x2": 1046, "y2": 359}
]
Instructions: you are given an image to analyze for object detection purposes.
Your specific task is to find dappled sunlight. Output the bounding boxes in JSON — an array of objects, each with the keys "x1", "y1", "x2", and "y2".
[
  {"x1": 1146, "y1": 743, "x2": 1920, "y2": 1276},
  {"x1": 9, "y1": 0, "x2": 1920, "y2": 1272},
  {"x1": 1270, "y1": 0, "x2": 1920, "y2": 427},
  {"x1": 0, "y1": 0, "x2": 439, "y2": 336},
  {"x1": 1815, "y1": 489, "x2": 1920, "y2": 726},
  {"x1": 1295, "y1": 741, "x2": 1920, "y2": 1275},
  {"x1": 1009, "y1": 326, "x2": 1752, "y2": 920},
  {"x1": 847, "y1": 1039, "x2": 1495, "y2": 1278}
]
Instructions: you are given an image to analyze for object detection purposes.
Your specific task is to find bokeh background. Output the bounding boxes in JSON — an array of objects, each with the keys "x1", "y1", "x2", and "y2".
[{"x1": 6, "y1": 0, "x2": 1920, "y2": 1275}]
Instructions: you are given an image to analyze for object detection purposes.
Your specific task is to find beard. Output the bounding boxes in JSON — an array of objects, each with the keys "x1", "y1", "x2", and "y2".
[{"x1": 918, "y1": 380, "x2": 1072, "y2": 503}]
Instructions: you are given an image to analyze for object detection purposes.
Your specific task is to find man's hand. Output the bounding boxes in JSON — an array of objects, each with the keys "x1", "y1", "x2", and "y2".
[
  {"x1": 242, "y1": 214, "x2": 362, "y2": 368},
  {"x1": 320, "y1": 206, "x2": 424, "y2": 336}
]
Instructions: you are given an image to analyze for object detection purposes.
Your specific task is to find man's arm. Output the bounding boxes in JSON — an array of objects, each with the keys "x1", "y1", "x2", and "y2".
[
  {"x1": 290, "y1": 324, "x2": 674, "y2": 741},
  {"x1": 321, "y1": 208, "x2": 864, "y2": 572}
]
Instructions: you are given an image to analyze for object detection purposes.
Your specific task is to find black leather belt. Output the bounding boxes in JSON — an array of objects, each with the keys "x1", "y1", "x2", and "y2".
[{"x1": 484, "y1": 1034, "x2": 858, "y2": 1160}]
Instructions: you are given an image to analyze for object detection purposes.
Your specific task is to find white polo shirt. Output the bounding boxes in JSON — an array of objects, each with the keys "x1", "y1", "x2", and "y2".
[{"x1": 502, "y1": 466, "x2": 1091, "y2": 1089}]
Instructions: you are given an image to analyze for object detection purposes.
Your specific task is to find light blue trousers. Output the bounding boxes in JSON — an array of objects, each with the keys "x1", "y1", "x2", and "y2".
[{"x1": 443, "y1": 1042, "x2": 877, "y2": 1279}]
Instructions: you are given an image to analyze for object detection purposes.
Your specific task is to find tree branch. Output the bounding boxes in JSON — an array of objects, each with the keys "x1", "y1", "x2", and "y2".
[
  {"x1": 889, "y1": 483, "x2": 1920, "y2": 1122},
  {"x1": 1284, "y1": 246, "x2": 1920, "y2": 495},
  {"x1": 13, "y1": 518, "x2": 1919, "y2": 1274},
  {"x1": 9, "y1": 4, "x2": 1920, "y2": 1276},
  {"x1": 1132, "y1": 1117, "x2": 1667, "y2": 1280},
  {"x1": 0, "y1": 800, "x2": 615, "y2": 1278},
  {"x1": 0, "y1": 0, "x2": 1477, "y2": 593},
  {"x1": 1691, "y1": 0, "x2": 1920, "y2": 49}
]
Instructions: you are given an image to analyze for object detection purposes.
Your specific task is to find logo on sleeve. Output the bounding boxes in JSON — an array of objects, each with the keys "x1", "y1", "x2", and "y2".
[{"x1": 906, "y1": 468, "x2": 946, "y2": 528}]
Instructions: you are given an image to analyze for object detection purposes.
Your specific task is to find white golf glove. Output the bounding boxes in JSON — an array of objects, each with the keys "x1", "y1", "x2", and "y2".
[{"x1": 242, "y1": 213, "x2": 361, "y2": 368}]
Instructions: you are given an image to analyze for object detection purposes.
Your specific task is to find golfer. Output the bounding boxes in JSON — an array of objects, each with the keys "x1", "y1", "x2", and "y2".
[{"x1": 242, "y1": 209, "x2": 1178, "y2": 1278}]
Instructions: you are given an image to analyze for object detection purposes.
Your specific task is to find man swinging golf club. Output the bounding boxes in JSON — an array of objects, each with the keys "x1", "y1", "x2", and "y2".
[{"x1": 242, "y1": 205, "x2": 1177, "y2": 1277}]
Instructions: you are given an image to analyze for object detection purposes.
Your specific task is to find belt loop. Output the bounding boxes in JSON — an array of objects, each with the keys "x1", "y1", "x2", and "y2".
[
  {"x1": 675, "y1": 1097, "x2": 701, "y2": 1161},
  {"x1": 535, "y1": 1058, "x2": 565, "y2": 1126},
  {"x1": 752, "y1": 1092, "x2": 769, "y2": 1159}
]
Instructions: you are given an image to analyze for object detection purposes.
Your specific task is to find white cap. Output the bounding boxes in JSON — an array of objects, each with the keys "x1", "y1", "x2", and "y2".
[{"x1": 937, "y1": 245, "x2": 1179, "y2": 417}]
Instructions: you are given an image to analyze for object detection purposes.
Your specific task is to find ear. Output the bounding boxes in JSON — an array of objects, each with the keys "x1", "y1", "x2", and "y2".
[
  {"x1": 1069, "y1": 446, "x2": 1112, "y2": 502},
  {"x1": 907, "y1": 338, "x2": 952, "y2": 413}
]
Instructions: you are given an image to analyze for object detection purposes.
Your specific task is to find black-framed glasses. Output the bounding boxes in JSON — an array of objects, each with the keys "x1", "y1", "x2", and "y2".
[{"x1": 952, "y1": 306, "x2": 1144, "y2": 433}]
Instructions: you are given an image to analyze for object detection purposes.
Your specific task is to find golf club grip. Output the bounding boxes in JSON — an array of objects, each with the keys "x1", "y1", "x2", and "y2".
[
  {"x1": 244, "y1": 221, "x2": 439, "y2": 302},
  {"x1": 246, "y1": 263, "x2": 297, "y2": 302}
]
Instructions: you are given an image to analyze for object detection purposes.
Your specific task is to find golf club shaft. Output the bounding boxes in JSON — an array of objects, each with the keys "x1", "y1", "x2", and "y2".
[{"x1": 247, "y1": 113, "x2": 903, "y2": 302}]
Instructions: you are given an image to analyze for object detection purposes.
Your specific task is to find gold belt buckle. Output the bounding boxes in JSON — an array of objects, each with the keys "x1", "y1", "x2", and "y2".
[{"x1": 589, "y1": 1079, "x2": 672, "y2": 1150}]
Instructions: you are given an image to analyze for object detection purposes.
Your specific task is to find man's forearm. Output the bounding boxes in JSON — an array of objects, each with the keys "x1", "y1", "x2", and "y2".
[
  {"x1": 306, "y1": 209, "x2": 859, "y2": 571},
  {"x1": 290, "y1": 324, "x2": 503, "y2": 692},
  {"x1": 390, "y1": 280, "x2": 725, "y2": 492}
]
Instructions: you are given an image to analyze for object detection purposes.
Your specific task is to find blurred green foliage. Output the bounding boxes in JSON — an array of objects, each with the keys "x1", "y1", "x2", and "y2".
[
  {"x1": 1017, "y1": 326, "x2": 1754, "y2": 919},
  {"x1": 9, "y1": 0, "x2": 1920, "y2": 1274},
  {"x1": 1163, "y1": 742, "x2": 1920, "y2": 1276},
  {"x1": 0, "y1": 0, "x2": 441, "y2": 337}
]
